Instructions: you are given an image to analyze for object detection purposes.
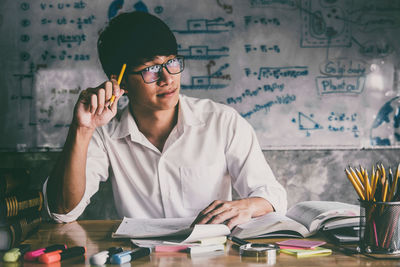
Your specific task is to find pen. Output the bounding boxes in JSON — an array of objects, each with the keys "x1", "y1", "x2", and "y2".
[
  {"x1": 38, "y1": 246, "x2": 86, "y2": 264},
  {"x1": 109, "y1": 63, "x2": 126, "y2": 107},
  {"x1": 110, "y1": 247, "x2": 151, "y2": 264},
  {"x1": 228, "y1": 236, "x2": 250, "y2": 246},
  {"x1": 24, "y1": 244, "x2": 67, "y2": 261},
  {"x1": 89, "y1": 247, "x2": 123, "y2": 265},
  {"x1": 3, "y1": 244, "x2": 31, "y2": 262}
]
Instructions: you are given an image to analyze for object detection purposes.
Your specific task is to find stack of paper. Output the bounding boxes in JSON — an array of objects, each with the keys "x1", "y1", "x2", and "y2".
[
  {"x1": 277, "y1": 239, "x2": 332, "y2": 258},
  {"x1": 114, "y1": 217, "x2": 230, "y2": 255}
]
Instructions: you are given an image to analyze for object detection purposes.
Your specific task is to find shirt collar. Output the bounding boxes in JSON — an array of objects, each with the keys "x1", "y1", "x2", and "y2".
[{"x1": 110, "y1": 95, "x2": 204, "y2": 140}]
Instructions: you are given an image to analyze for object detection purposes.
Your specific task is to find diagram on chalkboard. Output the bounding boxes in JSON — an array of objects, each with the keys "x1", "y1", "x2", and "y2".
[
  {"x1": 370, "y1": 96, "x2": 400, "y2": 146},
  {"x1": 300, "y1": 0, "x2": 352, "y2": 48},
  {"x1": 173, "y1": 17, "x2": 234, "y2": 34},
  {"x1": 178, "y1": 45, "x2": 229, "y2": 60},
  {"x1": 182, "y1": 61, "x2": 230, "y2": 90},
  {"x1": 293, "y1": 112, "x2": 323, "y2": 137}
]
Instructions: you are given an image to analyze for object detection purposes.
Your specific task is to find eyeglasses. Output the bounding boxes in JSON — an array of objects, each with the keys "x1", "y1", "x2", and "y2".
[{"x1": 129, "y1": 56, "x2": 184, "y2": 84}]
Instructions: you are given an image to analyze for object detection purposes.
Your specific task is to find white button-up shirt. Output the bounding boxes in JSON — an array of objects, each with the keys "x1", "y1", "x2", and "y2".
[{"x1": 44, "y1": 95, "x2": 287, "y2": 222}]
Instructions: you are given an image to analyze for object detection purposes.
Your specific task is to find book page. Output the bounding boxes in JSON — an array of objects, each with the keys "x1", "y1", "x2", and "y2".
[
  {"x1": 113, "y1": 217, "x2": 195, "y2": 238},
  {"x1": 231, "y1": 212, "x2": 310, "y2": 238},
  {"x1": 286, "y1": 201, "x2": 359, "y2": 233}
]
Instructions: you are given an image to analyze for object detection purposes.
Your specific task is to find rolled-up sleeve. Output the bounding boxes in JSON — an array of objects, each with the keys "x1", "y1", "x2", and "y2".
[
  {"x1": 225, "y1": 112, "x2": 287, "y2": 213},
  {"x1": 43, "y1": 129, "x2": 110, "y2": 223}
]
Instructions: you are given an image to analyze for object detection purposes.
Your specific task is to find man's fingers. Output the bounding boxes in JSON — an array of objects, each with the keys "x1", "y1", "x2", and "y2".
[
  {"x1": 206, "y1": 208, "x2": 236, "y2": 225},
  {"x1": 90, "y1": 93, "x2": 98, "y2": 114},
  {"x1": 96, "y1": 88, "x2": 106, "y2": 115},
  {"x1": 104, "y1": 81, "x2": 113, "y2": 102}
]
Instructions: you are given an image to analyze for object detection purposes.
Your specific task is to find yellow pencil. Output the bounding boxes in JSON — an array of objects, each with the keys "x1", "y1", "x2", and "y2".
[
  {"x1": 380, "y1": 164, "x2": 386, "y2": 183},
  {"x1": 363, "y1": 169, "x2": 371, "y2": 200},
  {"x1": 349, "y1": 167, "x2": 365, "y2": 193},
  {"x1": 109, "y1": 63, "x2": 127, "y2": 106},
  {"x1": 370, "y1": 166, "x2": 378, "y2": 201},
  {"x1": 345, "y1": 169, "x2": 365, "y2": 200},
  {"x1": 382, "y1": 179, "x2": 389, "y2": 202},
  {"x1": 388, "y1": 167, "x2": 399, "y2": 202}
]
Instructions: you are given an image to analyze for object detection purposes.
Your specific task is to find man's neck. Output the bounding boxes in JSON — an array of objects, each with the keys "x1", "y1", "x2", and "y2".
[{"x1": 130, "y1": 104, "x2": 179, "y2": 151}]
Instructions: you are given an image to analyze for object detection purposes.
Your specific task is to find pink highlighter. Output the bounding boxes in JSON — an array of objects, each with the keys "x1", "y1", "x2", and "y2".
[{"x1": 24, "y1": 244, "x2": 67, "y2": 261}]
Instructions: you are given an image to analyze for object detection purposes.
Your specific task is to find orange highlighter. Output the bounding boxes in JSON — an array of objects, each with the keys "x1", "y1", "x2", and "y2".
[{"x1": 38, "y1": 246, "x2": 86, "y2": 264}]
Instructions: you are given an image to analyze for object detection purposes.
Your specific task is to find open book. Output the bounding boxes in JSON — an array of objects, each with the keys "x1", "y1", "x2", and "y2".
[
  {"x1": 113, "y1": 217, "x2": 230, "y2": 243},
  {"x1": 231, "y1": 201, "x2": 360, "y2": 238}
]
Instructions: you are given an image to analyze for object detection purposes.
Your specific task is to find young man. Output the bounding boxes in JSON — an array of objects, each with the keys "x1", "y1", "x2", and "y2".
[{"x1": 44, "y1": 11, "x2": 287, "y2": 229}]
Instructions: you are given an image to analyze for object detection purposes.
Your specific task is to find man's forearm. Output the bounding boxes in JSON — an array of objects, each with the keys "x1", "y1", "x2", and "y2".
[{"x1": 47, "y1": 125, "x2": 94, "y2": 214}]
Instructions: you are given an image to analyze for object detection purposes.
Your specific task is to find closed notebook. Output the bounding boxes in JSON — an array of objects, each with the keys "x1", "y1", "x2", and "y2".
[{"x1": 281, "y1": 247, "x2": 332, "y2": 258}]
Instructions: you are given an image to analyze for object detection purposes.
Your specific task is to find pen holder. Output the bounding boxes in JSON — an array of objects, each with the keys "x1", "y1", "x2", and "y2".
[{"x1": 359, "y1": 200, "x2": 400, "y2": 254}]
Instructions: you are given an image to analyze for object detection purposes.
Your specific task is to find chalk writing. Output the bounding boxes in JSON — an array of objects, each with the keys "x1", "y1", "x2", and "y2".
[
  {"x1": 356, "y1": 14, "x2": 400, "y2": 32},
  {"x1": 244, "y1": 16, "x2": 280, "y2": 26},
  {"x1": 249, "y1": 0, "x2": 296, "y2": 9},
  {"x1": 316, "y1": 76, "x2": 365, "y2": 95},
  {"x1": 20, "y1": 2, "x2": 30, "y2": 11},
  {"x1": 326, "y1": 112, "x2": 359, "y2": 138},
  {"x1": 226, "y1": 83, "x2": 284, "y2": 104},
  {"x1": 244, "y1": 66, "x2": 308, "y2": 80},
  {"x1": 41, "y1": 50, "x2": 90, "y2": 61},
  {"x1": 328, "y1": 112, "x2": 357, "y2": 122},
  {"x1": 21, "y1": 19, "x2": 31, "y2": 27},
  {"x1": 320, "y1": 59, "x2": 367, "y2": 77},
  {"x1": 40, "y1": 1, "x2": 87, "y2": 10},
  {"x1": 244, "y1": 44, "x2": 280, "y2": 54},
  {"x1": 241, "y1": 94, "x2": 296, "y2": 118},
  {"x1": 358, "y1": 40, "x2": 393, "y2": 58},
  {"x1": 43, "y1": 34, "x2": 86, "y2": 48},
  {"x1": 41, "y1": 15, "x2": 95, "y2": 29},
  {"x1": 217, "y1": 0, "x2": 233, "y2": 14}
]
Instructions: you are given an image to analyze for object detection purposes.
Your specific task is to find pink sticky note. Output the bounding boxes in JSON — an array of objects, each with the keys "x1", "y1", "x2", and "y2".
[
  {"x1": 154, "y1": 245, "x2": 191, "y2": 252},
  {"x1": 276, "y1": 239, "x2": 326, "y2": 249}
]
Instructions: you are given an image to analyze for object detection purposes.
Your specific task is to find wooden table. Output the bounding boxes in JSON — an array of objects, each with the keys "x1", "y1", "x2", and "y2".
[{"x1": 2, "y1": 220, "x2": 400, "y2": 266}]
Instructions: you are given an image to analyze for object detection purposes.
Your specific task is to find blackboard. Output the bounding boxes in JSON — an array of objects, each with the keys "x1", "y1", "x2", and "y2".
[{"x1": 1, "y1": 0, "x2": 400, "y2": 151}]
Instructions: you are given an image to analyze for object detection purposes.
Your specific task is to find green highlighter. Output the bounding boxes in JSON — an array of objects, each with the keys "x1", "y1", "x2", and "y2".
[{"x1": 3, "y1": 244, "x2": 31, "y2": 262}]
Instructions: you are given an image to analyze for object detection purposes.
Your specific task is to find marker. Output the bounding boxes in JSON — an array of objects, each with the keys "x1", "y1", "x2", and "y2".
[
  {"x1": 89, "y1": 247, "x2": 123, "y2": 265},
  {"x1": 228, "y1": 236, "x2": 250, "y2": 246},
  {"x1": 109, "y1": 63, "x2": 126, "y2": 107},
  {"x1": 110, "y1": 247, "x2": 151, "y2": 264},
  {"x1": 24, "y1": 244, "x2": 67, "y2": 261},
  {"x1": 3, "y1": 244, "x2": 31, "y2": 262},
  {"x1": 38, "y1": 246, "x2": 86, "y2": 264}
]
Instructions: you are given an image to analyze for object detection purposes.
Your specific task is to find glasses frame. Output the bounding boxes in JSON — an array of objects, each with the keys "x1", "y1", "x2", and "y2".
[{"x1": 128, "y1": 56, "x2": 185, "y2": 84}]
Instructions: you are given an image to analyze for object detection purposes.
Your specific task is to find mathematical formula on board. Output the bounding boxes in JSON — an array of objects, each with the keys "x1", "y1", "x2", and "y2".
[{"x1": 1, "y1": 0, "x2": 400, "y2": 151}]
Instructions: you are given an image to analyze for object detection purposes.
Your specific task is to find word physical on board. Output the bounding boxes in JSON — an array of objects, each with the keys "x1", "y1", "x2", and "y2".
[{"x1": 0, "y1": 0, "x2": 399, "y2": 151}]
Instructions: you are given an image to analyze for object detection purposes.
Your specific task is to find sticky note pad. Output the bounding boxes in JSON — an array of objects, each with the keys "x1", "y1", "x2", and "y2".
[
  {"x1": 281, "y1": 247, "x2": 332, "y2": 258},
  {"x1": 276, "y1": 239, "x2": 326, "y2": 249}
]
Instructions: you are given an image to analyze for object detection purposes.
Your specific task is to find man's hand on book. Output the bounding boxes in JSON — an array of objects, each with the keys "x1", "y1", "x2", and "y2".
[{"x1": 190, "y1": 197, "x2": 274, "y2": 230}]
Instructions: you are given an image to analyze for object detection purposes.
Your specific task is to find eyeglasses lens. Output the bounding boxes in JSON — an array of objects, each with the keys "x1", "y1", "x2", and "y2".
[{"x1": 141, "y1": 57, "x2": 184, "y2": 83}]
